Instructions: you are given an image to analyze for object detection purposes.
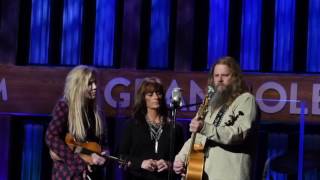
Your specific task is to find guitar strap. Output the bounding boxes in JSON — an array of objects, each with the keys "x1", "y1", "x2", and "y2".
[
  {"x1": 212, "y1": 104, "x2": 228, "y2": 127},
  {"x1": 204, "y1": 104, "x2": 228, "y2": 158}
]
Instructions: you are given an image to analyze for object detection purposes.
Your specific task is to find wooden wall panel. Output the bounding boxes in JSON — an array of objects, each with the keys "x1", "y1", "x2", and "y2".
[{"x1": 1, "y1": 65, "x2": 320, "y2": 123}]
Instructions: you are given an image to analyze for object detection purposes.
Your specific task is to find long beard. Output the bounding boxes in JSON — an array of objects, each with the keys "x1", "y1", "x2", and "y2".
[{"x1": 209, "y1": 85, "x2": 233, "y2": 111}]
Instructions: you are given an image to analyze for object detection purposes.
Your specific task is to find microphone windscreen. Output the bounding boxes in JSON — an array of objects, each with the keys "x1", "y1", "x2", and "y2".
[
  {"x1": 208, "y1": 85, "x2": 215, "y2": 96},
  {"x1": 172, "y1": 88, "x2": 182, "y2": 104}
]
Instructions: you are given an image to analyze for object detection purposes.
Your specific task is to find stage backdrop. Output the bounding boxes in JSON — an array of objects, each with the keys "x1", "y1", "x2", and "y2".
[{"x1": 1, "y1": 65, "x2": 320, "y2": 123}]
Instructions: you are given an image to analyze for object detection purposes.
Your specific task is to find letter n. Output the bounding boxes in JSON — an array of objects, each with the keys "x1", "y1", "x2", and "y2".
[{"x1": 0, "y1": 78, "x2": 8, "y2": 101}]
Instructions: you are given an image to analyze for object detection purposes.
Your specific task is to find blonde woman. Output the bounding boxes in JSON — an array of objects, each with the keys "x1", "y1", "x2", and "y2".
[{"x1": 46, "y1": 65, "x2": 108, "y2": 179}]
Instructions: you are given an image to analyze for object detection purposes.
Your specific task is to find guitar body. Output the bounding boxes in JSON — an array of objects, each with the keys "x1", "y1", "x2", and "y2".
[{"x1": 186, "y1": 144, "x2": 205, "y2": 180}]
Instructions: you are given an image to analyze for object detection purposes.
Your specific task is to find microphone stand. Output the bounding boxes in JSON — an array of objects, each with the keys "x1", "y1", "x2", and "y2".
[
  {"x1": 168, "y1": 101, "x2": 179, "y2": 180},
  {"x1": 167, "y1": 101, "x2": 203, "y2": 180}
]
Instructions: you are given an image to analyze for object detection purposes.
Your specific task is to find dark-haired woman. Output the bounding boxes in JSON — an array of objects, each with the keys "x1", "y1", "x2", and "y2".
[{"x1": 119, "y1": 77, "x2": 185, "y2": 180}]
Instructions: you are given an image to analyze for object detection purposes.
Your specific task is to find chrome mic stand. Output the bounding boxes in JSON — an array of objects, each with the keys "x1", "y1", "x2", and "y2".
[{"x1": 168, "y1": 88, "x2": 182, "y2": 180}]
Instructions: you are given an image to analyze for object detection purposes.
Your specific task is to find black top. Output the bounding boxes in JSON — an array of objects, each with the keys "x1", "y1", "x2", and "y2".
[{"x1": 119, "y1": 118, "x2": 185, "y2": 180}]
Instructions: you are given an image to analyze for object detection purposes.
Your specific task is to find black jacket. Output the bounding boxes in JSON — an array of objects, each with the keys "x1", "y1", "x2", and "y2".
[{"x1": 119, "y1": 118, "x2": 185, "y2": 180}]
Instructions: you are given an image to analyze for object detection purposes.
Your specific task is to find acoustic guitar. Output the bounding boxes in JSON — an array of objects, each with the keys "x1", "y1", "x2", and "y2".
[
  {"x1": 185, "y1": 86, "x2": 215, "y2": 180},
  {"x1": 65, "y1": 133, "x2": 127, "y2": 166}
]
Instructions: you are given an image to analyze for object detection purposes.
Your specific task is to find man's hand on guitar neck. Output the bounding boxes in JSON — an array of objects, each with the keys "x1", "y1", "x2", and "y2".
[
  {"x1": 173, "y1": 159, "x2": 186, "y2": 177},
  {"x1": 189, "y1": 115, "x2": 204, "y2": 133}
]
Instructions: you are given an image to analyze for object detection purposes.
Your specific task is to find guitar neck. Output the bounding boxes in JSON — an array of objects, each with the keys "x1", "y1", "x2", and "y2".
[
  {"x1": 186, "y1": 132, "x2": 197, "y2": 163},
  {"x1": 186, "y1": 94, "x2": 209, "y2": 160}
]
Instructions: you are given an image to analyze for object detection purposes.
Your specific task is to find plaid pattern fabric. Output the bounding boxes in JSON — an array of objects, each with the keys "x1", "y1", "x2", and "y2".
[{"x1": 45, "y1": 100, "x2": 87, "y2": 179}]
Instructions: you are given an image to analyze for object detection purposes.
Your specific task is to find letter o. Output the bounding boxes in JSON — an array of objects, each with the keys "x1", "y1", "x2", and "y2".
[{"x1": 256, "y1": 82, "x2": 287, "y2": 113}]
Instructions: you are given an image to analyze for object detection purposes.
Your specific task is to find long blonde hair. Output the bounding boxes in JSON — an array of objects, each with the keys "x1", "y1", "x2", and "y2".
[{"x1": 63, "y1": 65, "x2": 103, "y2": 141}]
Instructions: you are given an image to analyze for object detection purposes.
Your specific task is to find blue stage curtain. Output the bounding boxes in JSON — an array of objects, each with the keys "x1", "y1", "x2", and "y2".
[
  {"x1": 264, "y1": 133, "x2": 288, "y2": 180},
  {"x1": 60, "y1": 0, "x2": 83, "y2": 65},
  {"x1": 207, "y1": 0, "x2": 230, "y2": 69},
  {"x1": 304, "y1": 135, "x2": 320, "y2": 180},
  {"x1": 20, "y1": 124, "x2": 44, "y2": 180},
  {"x1": 148, "y1": 0, "x2": 170, "y2": 69},
  {"x1": 28, "y1": 0, "x2": 51, "y2": 64},
  {"x1": 0, "y1": 117, "x2": 10, "y2": 180},
  {"x1": 272, "y1": 0, "x2": 296, "y2": 72},
  {"x1": 93, "y1": 0, "x2": 116, "y2": 67},
  {"x1": 240, "y1": 0, "x2": 262, "y2": 71},
  {"x1": 306, "y1": 0, "x2": 320, "y2": 73}
]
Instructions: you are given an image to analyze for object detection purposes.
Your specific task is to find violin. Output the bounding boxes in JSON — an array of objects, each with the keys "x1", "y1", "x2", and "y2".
[{"x1": 65, "y1": 133, "x2": 128, "y2": 167}]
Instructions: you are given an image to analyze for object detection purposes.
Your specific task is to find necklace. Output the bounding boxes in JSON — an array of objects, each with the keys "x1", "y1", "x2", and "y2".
[{"x1": 146, "y1": 116, "x2": 163, "y2": 153}]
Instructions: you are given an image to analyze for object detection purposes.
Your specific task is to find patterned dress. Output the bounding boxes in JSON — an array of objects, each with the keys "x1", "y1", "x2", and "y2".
[{"x1": 45, "y1": 99, "x2": 104, "y2": 180}]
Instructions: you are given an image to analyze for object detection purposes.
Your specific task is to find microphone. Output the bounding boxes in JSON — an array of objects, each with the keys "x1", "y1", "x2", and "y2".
[
  {"x1": 171, "y1": 87, "x2": 182, "y2": 108},
  {"x1": 207, "y1": 85, "x2": 215, "y2": 99},
  {"x1": 208, "y1": 85, "x2": 215, "y2": 94}
]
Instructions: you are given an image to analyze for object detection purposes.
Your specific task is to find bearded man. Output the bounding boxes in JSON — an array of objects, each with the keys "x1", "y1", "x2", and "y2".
[{"x1": 173, "y1": 56, "x2": 258, "y2": 180}]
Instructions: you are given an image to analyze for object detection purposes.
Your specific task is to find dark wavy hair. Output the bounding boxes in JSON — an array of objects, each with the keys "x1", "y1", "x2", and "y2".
[
  {"x1": 132, "y1": 77, "x2": 168, "y2": 124},
  {"x1": 208, "y1": 56, "x2": 249, "y2": 104}
]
